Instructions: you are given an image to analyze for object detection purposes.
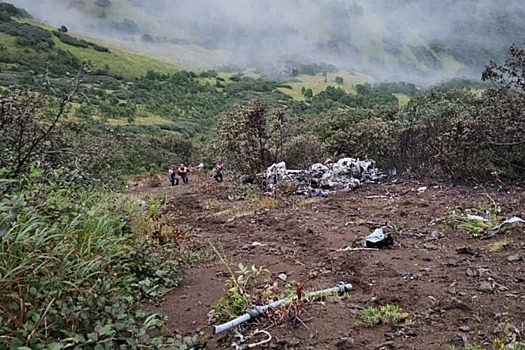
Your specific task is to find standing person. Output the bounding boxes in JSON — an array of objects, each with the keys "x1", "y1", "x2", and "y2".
[
  {"x1": 168, "y1": 165, "x2": 178, "y2": 186},
  {"x1": 213, "y1": 161, "x2": 223, "y2": 182},
  {"x1": 177, "y1": 163, "x2": 189, "y2": 184}
]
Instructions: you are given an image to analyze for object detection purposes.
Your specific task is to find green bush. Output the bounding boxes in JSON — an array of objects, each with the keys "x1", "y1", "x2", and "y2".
[
  {"x1": 0, "y1": 182, "x2": 190, "y2": 349},
  {"x1": 0, "y1": 21, "x2": 54, "y2": 50}
]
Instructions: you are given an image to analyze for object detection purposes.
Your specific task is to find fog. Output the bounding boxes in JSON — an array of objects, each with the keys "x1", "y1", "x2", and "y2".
[{"x1": 6, "y1": 0, "x2": 525, "y2": 83}]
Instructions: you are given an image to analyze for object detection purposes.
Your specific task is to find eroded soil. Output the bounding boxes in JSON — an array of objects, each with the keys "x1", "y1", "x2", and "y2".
[{"x1": 134, "y1": 173, "x2": 525, "y2": 350}]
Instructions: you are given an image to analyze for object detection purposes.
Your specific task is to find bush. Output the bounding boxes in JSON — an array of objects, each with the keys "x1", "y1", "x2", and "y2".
[
  {"x1": 0, "y1": 184, "x2": 191, "y2": 349},
  {"x1": 0, "y1": 21, "x2": 54, "y2": 50},
  {"x1": 283, "y1": 134, "x2": 323, "y2": 169},
  {"x1": 53, "y1": 30, "x2": 90, "y2": 48},
  {"x1": 0, "y1": 2, "x2": 32, "y2": 19}
]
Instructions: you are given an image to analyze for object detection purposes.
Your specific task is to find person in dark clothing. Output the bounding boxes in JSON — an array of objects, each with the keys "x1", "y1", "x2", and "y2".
[
  {"x1": 213, "y1": 161, "x2": 223, "y2": 182},
  {"x1": 168, "y1": 165, "x2": 179, "y2": 186},
  {"x1": 177, "y1": 164, "x2": 190, "y2": 184}
]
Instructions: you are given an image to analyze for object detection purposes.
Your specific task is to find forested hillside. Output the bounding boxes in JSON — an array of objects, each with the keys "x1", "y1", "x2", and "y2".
[
  {"x1": 6, "y1": 0, "x2": 525, "y2": 83},
  {"x1": 2, "y1": 2, "x2": 525, "y2": 349}
]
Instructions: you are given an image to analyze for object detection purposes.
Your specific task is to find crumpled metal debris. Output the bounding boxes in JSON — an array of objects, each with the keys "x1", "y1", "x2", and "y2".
[
  {"x1": 363, "y1": 227, "x2": 394, "y2": 248},
  {"x1": 482, "y1": 216, "x2": 525, "y2": 239},
  {"x1": 265, "y1": 157, "x2": 381, "y2": 195}
]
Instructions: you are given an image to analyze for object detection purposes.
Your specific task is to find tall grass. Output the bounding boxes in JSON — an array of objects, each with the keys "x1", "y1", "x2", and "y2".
[{"x1": 0, "y1": 178, "x2": 190, "y2": 349}]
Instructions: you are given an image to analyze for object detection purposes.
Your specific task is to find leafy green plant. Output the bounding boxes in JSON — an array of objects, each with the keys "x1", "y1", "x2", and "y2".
[
  {"x1": 355, "y1": 304, "x2": 411, "y2": 327},
  {"x1": 208, "y1": 242, "x2": 269, "y2": 322},
  {"x1": 449, "y1": 346, "x2": 484, "y2": 350},
  {"x1": 488, "y1": 239, "x2": 512, "y2": 252},
  {"x1": 0, "y1": 182, "x2": 195, "y2": 349},
  {"x1": 445, "y1": 204, "x2": 501, "y2": 238}
]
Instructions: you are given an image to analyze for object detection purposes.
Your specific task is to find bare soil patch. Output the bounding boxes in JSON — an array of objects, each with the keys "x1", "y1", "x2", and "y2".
[{"x1": 134, "y1": 173, "x2": 525, "y2": 349}]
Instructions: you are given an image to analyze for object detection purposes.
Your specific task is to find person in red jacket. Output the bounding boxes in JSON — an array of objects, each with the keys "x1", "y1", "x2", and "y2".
[{"x1": 177, "y1": 164, "x2": 190, "y2": 184}]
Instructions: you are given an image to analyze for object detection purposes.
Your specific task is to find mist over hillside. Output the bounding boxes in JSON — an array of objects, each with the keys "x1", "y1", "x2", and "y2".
[{"x1": 5, "y1": 0, "x2": 525, "y2": 84}]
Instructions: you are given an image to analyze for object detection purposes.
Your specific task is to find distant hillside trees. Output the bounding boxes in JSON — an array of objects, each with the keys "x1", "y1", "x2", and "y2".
[
  {"x1": 113, "y1": 18, "x2": 138, "y2": 34},
  {"x1": 95, "y1": 0, "x2": 111, "y2": 8},
  {"x1": 0, "y1": 2, "x2": 32, "y2": 19}
]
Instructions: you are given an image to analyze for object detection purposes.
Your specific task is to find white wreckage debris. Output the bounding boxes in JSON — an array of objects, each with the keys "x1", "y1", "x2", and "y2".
[{"x1": 265, "y1": 157, "x2": 381, "y2": 195}]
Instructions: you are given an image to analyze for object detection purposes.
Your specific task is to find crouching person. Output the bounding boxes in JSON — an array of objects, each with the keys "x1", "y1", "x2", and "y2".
[
  {"x1": 168, "y1": 165, "x2": 179, "y2": 186},
  {"x1": 178, "y1": 164, "x2": 190, "y2": 184},
  {"x1": 213, "y1": 161, "x2": 223, "y2": 182}
]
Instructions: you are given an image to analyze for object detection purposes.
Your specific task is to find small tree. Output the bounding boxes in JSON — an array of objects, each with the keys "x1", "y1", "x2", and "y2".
[
  {"x1": 218, "y1": 98, "x2": 285, "y2": 178},
  {"x1": 335, "y1": 76, "x2": 344, "y2": 84},
  {"x1": 304, "y1": 88, "x2": 313, "y2": 99}
]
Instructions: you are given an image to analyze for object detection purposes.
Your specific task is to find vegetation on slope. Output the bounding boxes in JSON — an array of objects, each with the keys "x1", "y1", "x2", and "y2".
[{"x1": 1, "y1": 2, "x2": 525, "y2": 349}]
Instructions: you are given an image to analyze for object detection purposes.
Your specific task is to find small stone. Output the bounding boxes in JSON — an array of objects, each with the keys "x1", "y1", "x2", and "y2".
[
  {"x1": 336, "y1": 336, "x2": 354, "y2": 350},
  {"x1": 277, "y1": 273, "x2": 287, "y2": 281},
  {"x1": 507, "y1": 254, "x2": 522, "y2": 262},
  {"x1": 459, "y1": 325, "x2": 471, "y2": 332},
  {"x1": 466, "y1": 268, "x2": 477, "y2": 277},
  {"x1": 478, "y1": 281, "x2": 494, "y2": 292},
  {"x1": 456, "y1": 247, "x2": 474, "y2": 255},
  {"x1": 448, "y1": 285, "x2": 457, "y2": 294},
  {"x1": 446, "y1": 259, "x2": 458, "y2": 266},
  {"x1": 423, "y1": 243, "x2": 439, "y2": 250}
]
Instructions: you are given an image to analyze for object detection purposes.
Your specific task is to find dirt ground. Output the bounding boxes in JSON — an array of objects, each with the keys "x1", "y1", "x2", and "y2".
[{"x1": 135, "y1": 172, "x2": 525, "y2": 350}]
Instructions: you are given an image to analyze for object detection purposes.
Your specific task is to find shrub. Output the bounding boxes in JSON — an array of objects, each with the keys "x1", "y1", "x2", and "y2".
[
  {"x1": 283, "y1": 134, "x2": 323, "y2": 169},
  {"x1": 0, "y1": 184, "x2": 191, "y2": 349}
]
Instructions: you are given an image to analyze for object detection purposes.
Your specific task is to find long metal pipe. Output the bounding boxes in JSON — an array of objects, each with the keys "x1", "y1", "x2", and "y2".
[{"x1": 213, "y1": 282, "x2": 352, "y2": 334}]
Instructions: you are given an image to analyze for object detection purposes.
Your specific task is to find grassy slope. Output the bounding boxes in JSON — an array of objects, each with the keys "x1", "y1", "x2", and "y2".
[
  {"x1": 16, "y1": 18, "x2": 181, "y2": 78},
  {"x1": 278, "y1": 71, "x2": 374, "y2": 100},
  {"x1": 5, "y1": 15, "x2": 411, "y2": 122},
  {"x1": 53, "y1": 39, "x2": 181, "y2": 78}
]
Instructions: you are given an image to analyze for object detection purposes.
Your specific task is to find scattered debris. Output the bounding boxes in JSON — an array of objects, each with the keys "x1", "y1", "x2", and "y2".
[
  {"x1": 213, "y1": 282, "x2": 353, "y2": 334},
  {"x1": 466, "y1": 214, "x2": 488, "y2": 222},
  {"x1": 232, "y1": 329, "x2": 272, "y2": 350},
  {"x1": 241, "y1": 241, "x2": 265, "y2": 250},
  {"x1": 338, "y1": 246, "x2": 379, "y2": 252},
  {"x1": 363, "y1": 227, "x2": 394, "y2": 249},
  {"x1": 311, "y1": 188, "x2": 329, "y2": 197},
  {"x1": 265, "y1": 157, "x2": 382, "y2": 195},
  {"x1": 277, "y1": 273, "x2": 288, "y2": 282},
  {"x1": 483, "y1": 216, "x2": 525, "y2": 239}
]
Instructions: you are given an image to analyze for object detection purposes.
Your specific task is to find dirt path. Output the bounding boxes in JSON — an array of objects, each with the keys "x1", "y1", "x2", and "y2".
[{"x1": 134, "y1": 174, "x2": 525, "y2": 349}]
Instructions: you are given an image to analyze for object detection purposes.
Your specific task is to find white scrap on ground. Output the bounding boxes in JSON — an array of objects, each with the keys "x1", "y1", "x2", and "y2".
[{"x1": 265, "y1": 157, "x2": 382, "y2": 195}]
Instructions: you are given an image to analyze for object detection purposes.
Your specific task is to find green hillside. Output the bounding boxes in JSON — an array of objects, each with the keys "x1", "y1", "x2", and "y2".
[
  {"x1": 16, "y1": 0, "x2": 523, "y2": 84},
  {"x1": 0, "y1": 18, "x2": 180, "y2": 81}
]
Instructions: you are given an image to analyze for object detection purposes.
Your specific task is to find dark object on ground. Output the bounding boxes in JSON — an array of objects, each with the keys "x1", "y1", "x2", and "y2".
[{"x1": 363, "y1": 227, "x2": 394, "y2": 248}]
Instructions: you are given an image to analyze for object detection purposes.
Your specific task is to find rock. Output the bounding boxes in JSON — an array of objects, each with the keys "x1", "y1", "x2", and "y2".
[
  {"x1": 507, "y1": 254, "x2": 522, "y2": 262},
  {"x1": 478, "y1": 281, "x2": 495, "y2": 292},
  {"x1": 336, "y1": 337, "x2": 354, "y2": 350},
  {"x1": 466, "y1": 268, "x2": 477, "y2": 277},
  {"x1": 493, "y1": 322, "x2": 520, "y2": 335},
  {"x1": 277, "y1": 273, "x2": 287, "y2": 281},
  {"x1": 423, "y1": 243, "x2": 439, "y2": 250},
  {"x1": 459, "y1": 326, "x2": 471, "y2": 332},
  {"x1": 376, "y1": 341, "x2": 395, "y2": 350},
  {"x1": 456, "y1": 247, "x2": 474, "y2": 255}
]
